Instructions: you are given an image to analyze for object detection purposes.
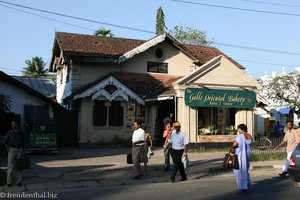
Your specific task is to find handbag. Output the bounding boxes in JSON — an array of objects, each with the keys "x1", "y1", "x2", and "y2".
[
  {"x1": 15, "y1": 154, "x2": 31, "y2": 170},
  {"x1": 223, "y1": 148, "x2": 239, "y2": 169},
  {"x1": 127, "y1": 153, "x2": 133, "y2": 164}
]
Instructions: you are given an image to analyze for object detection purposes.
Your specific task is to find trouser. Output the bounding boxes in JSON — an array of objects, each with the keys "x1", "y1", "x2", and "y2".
[
  {"x1": 7, "y1": 147, "x2": 23, "y2": 185},
  {"x1": 164, "y1": 147, "x2": 171, "y2": 170},
  {"x1": 170, "y1": 148, "x2": 187, "y2": 181},
  {"x1": 282, "y1": 151, "x2": 292, "y2": 173},
  {"x1": 132, "y1": 146, "x2": 144, "y2": 177}
]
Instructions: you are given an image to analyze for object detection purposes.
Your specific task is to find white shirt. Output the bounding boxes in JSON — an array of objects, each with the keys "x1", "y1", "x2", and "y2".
[
  {"x1": 170, "y1": 130, "x2": 188, "y2": 150},
  {"x1": 132, "y1": 128, "x2": 146, "y2": 143}
]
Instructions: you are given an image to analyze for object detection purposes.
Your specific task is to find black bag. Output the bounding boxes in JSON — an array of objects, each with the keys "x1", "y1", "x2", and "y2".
[
  {"x1": 15, "y1": 154, "x2": 31, "y2": 170},
  {"x1": 223, "y1": 150, "x2": 239, "y2": 169},
  {"x1": 127, "y1": 153, "x2": 133, "y2": 164}
]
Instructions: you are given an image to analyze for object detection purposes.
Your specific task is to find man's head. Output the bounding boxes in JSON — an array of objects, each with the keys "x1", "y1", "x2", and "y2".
[
  {"x1": 173, "y1": 121, "x2": 181, "y2": 132},
  {"x1": 11, "y1": 120, "x2": 19, "y2": 130},
  {"x1": 287, "y1": 120, "x2": 293, "y2": 130},
  {"x1": 133, "y1": 119, "x2": 142, "y2": 130}
]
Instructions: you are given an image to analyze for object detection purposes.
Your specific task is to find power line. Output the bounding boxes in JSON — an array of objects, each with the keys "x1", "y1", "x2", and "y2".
[
  {"x1": 241, "y1": 0, "x2": 300, "y2": 8},
  {"x1": 215, "y1": 42, "x2": 300, "y2": 56},
  {"x1": 0, "y1": 3, "x2": 95, "y2": 31},
  {"x1": 170, "y1": 0, "x2": 300, "y2": 17},
  {"x1": 235, "y1": 59, "x2": 300, "y2": 68},
  {"x1": 0, "y1": 0, "x2": 155, "y2": 34}
]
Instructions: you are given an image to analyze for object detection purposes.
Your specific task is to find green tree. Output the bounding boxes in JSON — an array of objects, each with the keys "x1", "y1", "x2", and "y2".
[
  {"x1": 156, "y1": 6, "x2": 166, "y2": 35},
  {"x1": 0, "y1": 93, "x2": 12, "y2": 113},
  {"x1": 94, "y1": 28, "x2": 114, "y2": 37},
  {"x1": 22, "y1": 56, "x2": 47, "y2": 77},
  {"x1": 169, "y1": 25, "x2": 212, "y2": 46}
]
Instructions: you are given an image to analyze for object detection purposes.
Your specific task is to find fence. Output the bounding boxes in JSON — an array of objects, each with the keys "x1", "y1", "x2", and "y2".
[{"x1": 251, "y1": 136, "x2": 286, "y2": 154}]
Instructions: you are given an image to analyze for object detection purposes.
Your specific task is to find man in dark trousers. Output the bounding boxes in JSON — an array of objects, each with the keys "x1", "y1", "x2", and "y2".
[
  {"x1": 168, "y1": 121, "x2": 188, "y2": 182},
  {"x1": 4, "y1": 120, "x2": 25, "y2": 187},
  {"x1": 131, "y1": 119, "x2": 146, "y2": 179}
]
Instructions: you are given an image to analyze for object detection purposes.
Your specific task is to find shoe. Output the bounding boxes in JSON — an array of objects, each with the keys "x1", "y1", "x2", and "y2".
[
  {"x1": 7, "y1": 184, "x2": 12, "y2": 187},
  {"x1": 279, "y1": 172, "x2": 287, "y2": 178},
  {"x1": 17, "y1": 183, "x2": 22, "y2": 187},
  {"x1": 133, "y1": 175, "x2": 142, "y2": 180},
  {"x1": 180, "y1": 178, "x2": 187, "y2": 182},
  {"x1": 169, "y1": 178, "x2": 174, "y2": 183}
]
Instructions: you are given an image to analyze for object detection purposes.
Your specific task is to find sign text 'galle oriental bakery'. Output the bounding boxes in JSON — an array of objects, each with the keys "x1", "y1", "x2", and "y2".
[{"x1": 185, "y1": 88, "x2": 256, "y2": 109}]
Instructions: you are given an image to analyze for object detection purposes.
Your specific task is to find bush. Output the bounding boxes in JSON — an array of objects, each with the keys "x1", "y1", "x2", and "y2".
[
  {"x1": 96, "y1": 135, "x2": 131, "y2": 146},
  {"x1": 251, "y1": 153, "x2": 286, "y2": 162}
]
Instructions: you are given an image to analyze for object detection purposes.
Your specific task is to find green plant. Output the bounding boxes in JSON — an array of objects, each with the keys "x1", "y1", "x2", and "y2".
[
  {"x1": 250, "y1": 153, "x2": 286, "y2": 162},
  {"x1": 0, "y1": 93, "x2": 12, "y2": 113}
]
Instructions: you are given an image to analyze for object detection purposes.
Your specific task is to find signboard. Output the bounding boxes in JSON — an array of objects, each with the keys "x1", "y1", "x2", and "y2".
[{"x1": 185, "y1": 88, "x2": 256, "y2": 108}]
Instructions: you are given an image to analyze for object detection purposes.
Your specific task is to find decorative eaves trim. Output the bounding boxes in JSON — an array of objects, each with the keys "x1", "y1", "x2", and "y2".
[
  {"x1": 117, "y1": 33, "x2": 167, "y2": 64},
  {"x1": 73, "y1": 76, "x2": 145, "y2": 105}
]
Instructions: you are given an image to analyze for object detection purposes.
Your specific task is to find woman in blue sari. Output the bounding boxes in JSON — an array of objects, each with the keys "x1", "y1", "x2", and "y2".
[{"x1": 232, "y1": 124, "x2": 252, "y2": 192}]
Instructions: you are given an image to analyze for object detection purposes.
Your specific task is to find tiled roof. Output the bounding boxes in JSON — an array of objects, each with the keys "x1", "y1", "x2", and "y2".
[
  {"x1": 70, "y1": 72, "x2": 182, "y2": 100},
  {"x1": 53, "y1": 32, "x2": 243, "y2": 69},
  {"x1": 114, "y1": 73, "x2": 182, "y2": 99},
  {"x1": 12, "y1": 76, "x2": 56, "y2": 97},
  {"x1": 56, "y1": 32, "x2": 144, "y2": 57}
]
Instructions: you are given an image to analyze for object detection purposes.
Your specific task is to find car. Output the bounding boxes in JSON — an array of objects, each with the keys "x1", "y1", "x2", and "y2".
[{"x1": 288, "y1": 143, "x2": 300, "y2": 181}]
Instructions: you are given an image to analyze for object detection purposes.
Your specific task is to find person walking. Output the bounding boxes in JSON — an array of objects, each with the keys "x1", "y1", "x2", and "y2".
[
  {"x1": 275, "y1": 120, "x2": 298, "y2": 177},
  {"x1": 4, "y1": 120, "x2": 26, "y2": 187},
  {"x1": 163, "y1": 121, "x2": 172, "y2": 171},
  {"x1": 131, "y1": 119, "x2": 146, "y2": 179},
  {"x1": 231, "y1": 124, "x2": 252, "y2": 192},
  {"x1": 168, "y1": 121, "x2": 188, "y2": 182}
]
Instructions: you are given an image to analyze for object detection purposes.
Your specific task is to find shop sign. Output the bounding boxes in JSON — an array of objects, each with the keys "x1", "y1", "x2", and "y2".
[{"x1": 185, "y1": 88, "x2": 256, "y2": 108}]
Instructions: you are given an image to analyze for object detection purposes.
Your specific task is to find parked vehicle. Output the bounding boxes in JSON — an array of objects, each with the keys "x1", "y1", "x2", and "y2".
[{"x1": 288, "y1": 143, "x2": 300, "y2": 181}]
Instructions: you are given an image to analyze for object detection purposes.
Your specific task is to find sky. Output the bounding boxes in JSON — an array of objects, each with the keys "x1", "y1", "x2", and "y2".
[{"x1": 1, "y1": 0, "x2": 300, "y2": 78}]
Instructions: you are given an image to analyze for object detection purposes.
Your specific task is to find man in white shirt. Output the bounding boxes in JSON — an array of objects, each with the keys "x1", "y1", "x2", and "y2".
[
  {"x1": 168, "y1": 121, "x2": 188, "y2": 182},
  {"x1": 131, "y1": 119, "x2": 146, "y2": 179}
]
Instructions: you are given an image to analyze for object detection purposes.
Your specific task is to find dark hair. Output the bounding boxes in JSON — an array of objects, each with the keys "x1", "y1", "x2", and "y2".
[
  {"x1": 134, "y1": 119, "x2": 142, "y2": 126},
  {"x1": 237, "y1": 124, "x2": 248, "y2": 133},
  {"x1": 287, "y1": 120, "x2": 293, "y2": 125},
  {"x1": 298, "y1": 122, "x2": 300, "y2": 127}
]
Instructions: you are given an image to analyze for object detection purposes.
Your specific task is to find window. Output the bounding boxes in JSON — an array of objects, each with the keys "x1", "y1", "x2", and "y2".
[
  {"x1": 147, "y1": 62, "x2": 168, "y2": 73},
  {"x1": 93, "y1": 100, "x2": 124, "y2": 126},
  {"x1": 154, "y1": 47, "x2": 164, "y2": 59},
  {"x1": 93, "y1": 101, "x2": 107, "y2": 126}
]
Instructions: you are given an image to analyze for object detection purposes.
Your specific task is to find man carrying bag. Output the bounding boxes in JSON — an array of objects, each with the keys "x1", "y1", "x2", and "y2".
[{"x1": 4, "y1": 120, "x2": 26, "y2": 187}]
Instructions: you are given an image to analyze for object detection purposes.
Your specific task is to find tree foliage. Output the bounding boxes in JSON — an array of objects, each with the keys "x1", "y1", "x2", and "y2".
[
  {"x1": 260, "y1": 72, "x2": 300, "y2": 114},
  {"x1": 0, "y1": 93, "x2": 12, "y2": 113},
  {"x1": 94, "y1": 28, "x2": 114, "y2": 37},
  {"x1": 22, "y1": 56, "x2": 47, "y2": 77},
  {"x1": 156, "y1": 6, "x2": 166, "y2": 35},
  {"x1": 169, "y1": 25, "x2": 212, "y2": 46}
]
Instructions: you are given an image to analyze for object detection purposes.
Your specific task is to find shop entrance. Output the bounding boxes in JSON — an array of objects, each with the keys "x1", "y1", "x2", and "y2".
[{"x1": 155, "y1": 100, "x2": 175, "y2": 145}]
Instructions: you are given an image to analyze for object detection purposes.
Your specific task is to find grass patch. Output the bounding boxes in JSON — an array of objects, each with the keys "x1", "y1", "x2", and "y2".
[
  {"x1": 188, "y1": 146, "x2": 229, "y2": 153},
  {"x1": 251, "y1": 153, "x2": 286, "y2": 162},
  {"x1": 0, "y1": 169, "x2": 6, "y2": 186}
]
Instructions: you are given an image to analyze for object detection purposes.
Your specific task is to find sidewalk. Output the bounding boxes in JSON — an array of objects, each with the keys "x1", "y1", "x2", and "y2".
[{"x1": 0, "y1": 148, "x2": 285, "y2": 193}]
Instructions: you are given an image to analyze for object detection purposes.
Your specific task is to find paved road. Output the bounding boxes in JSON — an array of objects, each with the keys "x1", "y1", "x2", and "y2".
[{"x1": 36, "y1": 169, "x2": 299, "y2": 200}]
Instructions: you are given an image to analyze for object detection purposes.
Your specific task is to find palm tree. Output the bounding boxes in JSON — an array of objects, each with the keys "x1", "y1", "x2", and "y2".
[
  {"x1": 94, "y1": 28, "x2": 114, "y2": 37},
  {"x1": 22, "y1": 57, "x2": 47, "y2": 77}
]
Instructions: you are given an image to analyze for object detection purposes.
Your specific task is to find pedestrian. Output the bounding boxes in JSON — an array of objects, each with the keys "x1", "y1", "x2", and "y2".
[
  {"x1": 275, "y1": 120, "x2": 298, "y2": 177},
  {"x1": 168, "y1": 121, "x2": 188, "y2": 182},
  {"x1": 163, "y1": 121, "x2": 172, "y2": 171},
  {"x1": 143, "y1": 127, "x2": 153, "y2": 175},
  {"x1": 162, "y1": 113, "x2": 173, "y2": 129},
  {"x1": 274, "y1": 121, "x2": 283, "y2": 137},
  {"x1": 231, "y1": 124, "x2": 252, "y2": 192},
  {"x1": 4, "y1": 120, "x2": 26, "y2": 187},
  {"x1": 131, "y1": 119, "x2": 146, "y2": 179}
]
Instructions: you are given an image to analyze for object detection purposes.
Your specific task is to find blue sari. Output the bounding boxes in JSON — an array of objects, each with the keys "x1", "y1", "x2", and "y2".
[{"x1": 233, "y1": 133, "x2": 251, "y2": 190}]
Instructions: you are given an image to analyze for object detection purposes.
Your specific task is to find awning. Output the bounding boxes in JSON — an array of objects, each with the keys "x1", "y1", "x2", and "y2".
[{"x1": 278, "y1": 108, "x2": 291, "y2": 115}]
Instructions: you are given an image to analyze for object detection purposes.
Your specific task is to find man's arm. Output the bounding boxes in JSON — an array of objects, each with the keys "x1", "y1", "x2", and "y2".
[
  {"x1": 4, "y1": 131, "x2": 10, "y2": 150},
  {"x1": 275, "y1": 140, "x2": 286, "y2": 150}
]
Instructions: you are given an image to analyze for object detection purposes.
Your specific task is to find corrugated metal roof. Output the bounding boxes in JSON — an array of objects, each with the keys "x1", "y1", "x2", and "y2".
[{"x1": 12, "y1": 76, "x2": 56, "y2": 97}]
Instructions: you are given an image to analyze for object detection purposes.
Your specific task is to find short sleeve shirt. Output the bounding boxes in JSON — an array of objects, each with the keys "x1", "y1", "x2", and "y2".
[
  {"x1": 170, "y1": 131, "x2": 188, "y2": 150},
  {"x1": 283, "y1": 129, "x2": 297, "y2": 153},
  {"x1": 132, "y1": 128, "x2": 146, "y2": 143}
]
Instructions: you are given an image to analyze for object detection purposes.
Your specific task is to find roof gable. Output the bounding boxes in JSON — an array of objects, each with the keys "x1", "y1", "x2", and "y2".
[{"x1": 174, "y1": 55, "x2": 260, "y2": 90}]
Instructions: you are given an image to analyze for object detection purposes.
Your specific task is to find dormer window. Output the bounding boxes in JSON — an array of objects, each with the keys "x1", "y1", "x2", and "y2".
[{"x1": 147, "y1": 62, "x2": 168, "y2": 73}]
